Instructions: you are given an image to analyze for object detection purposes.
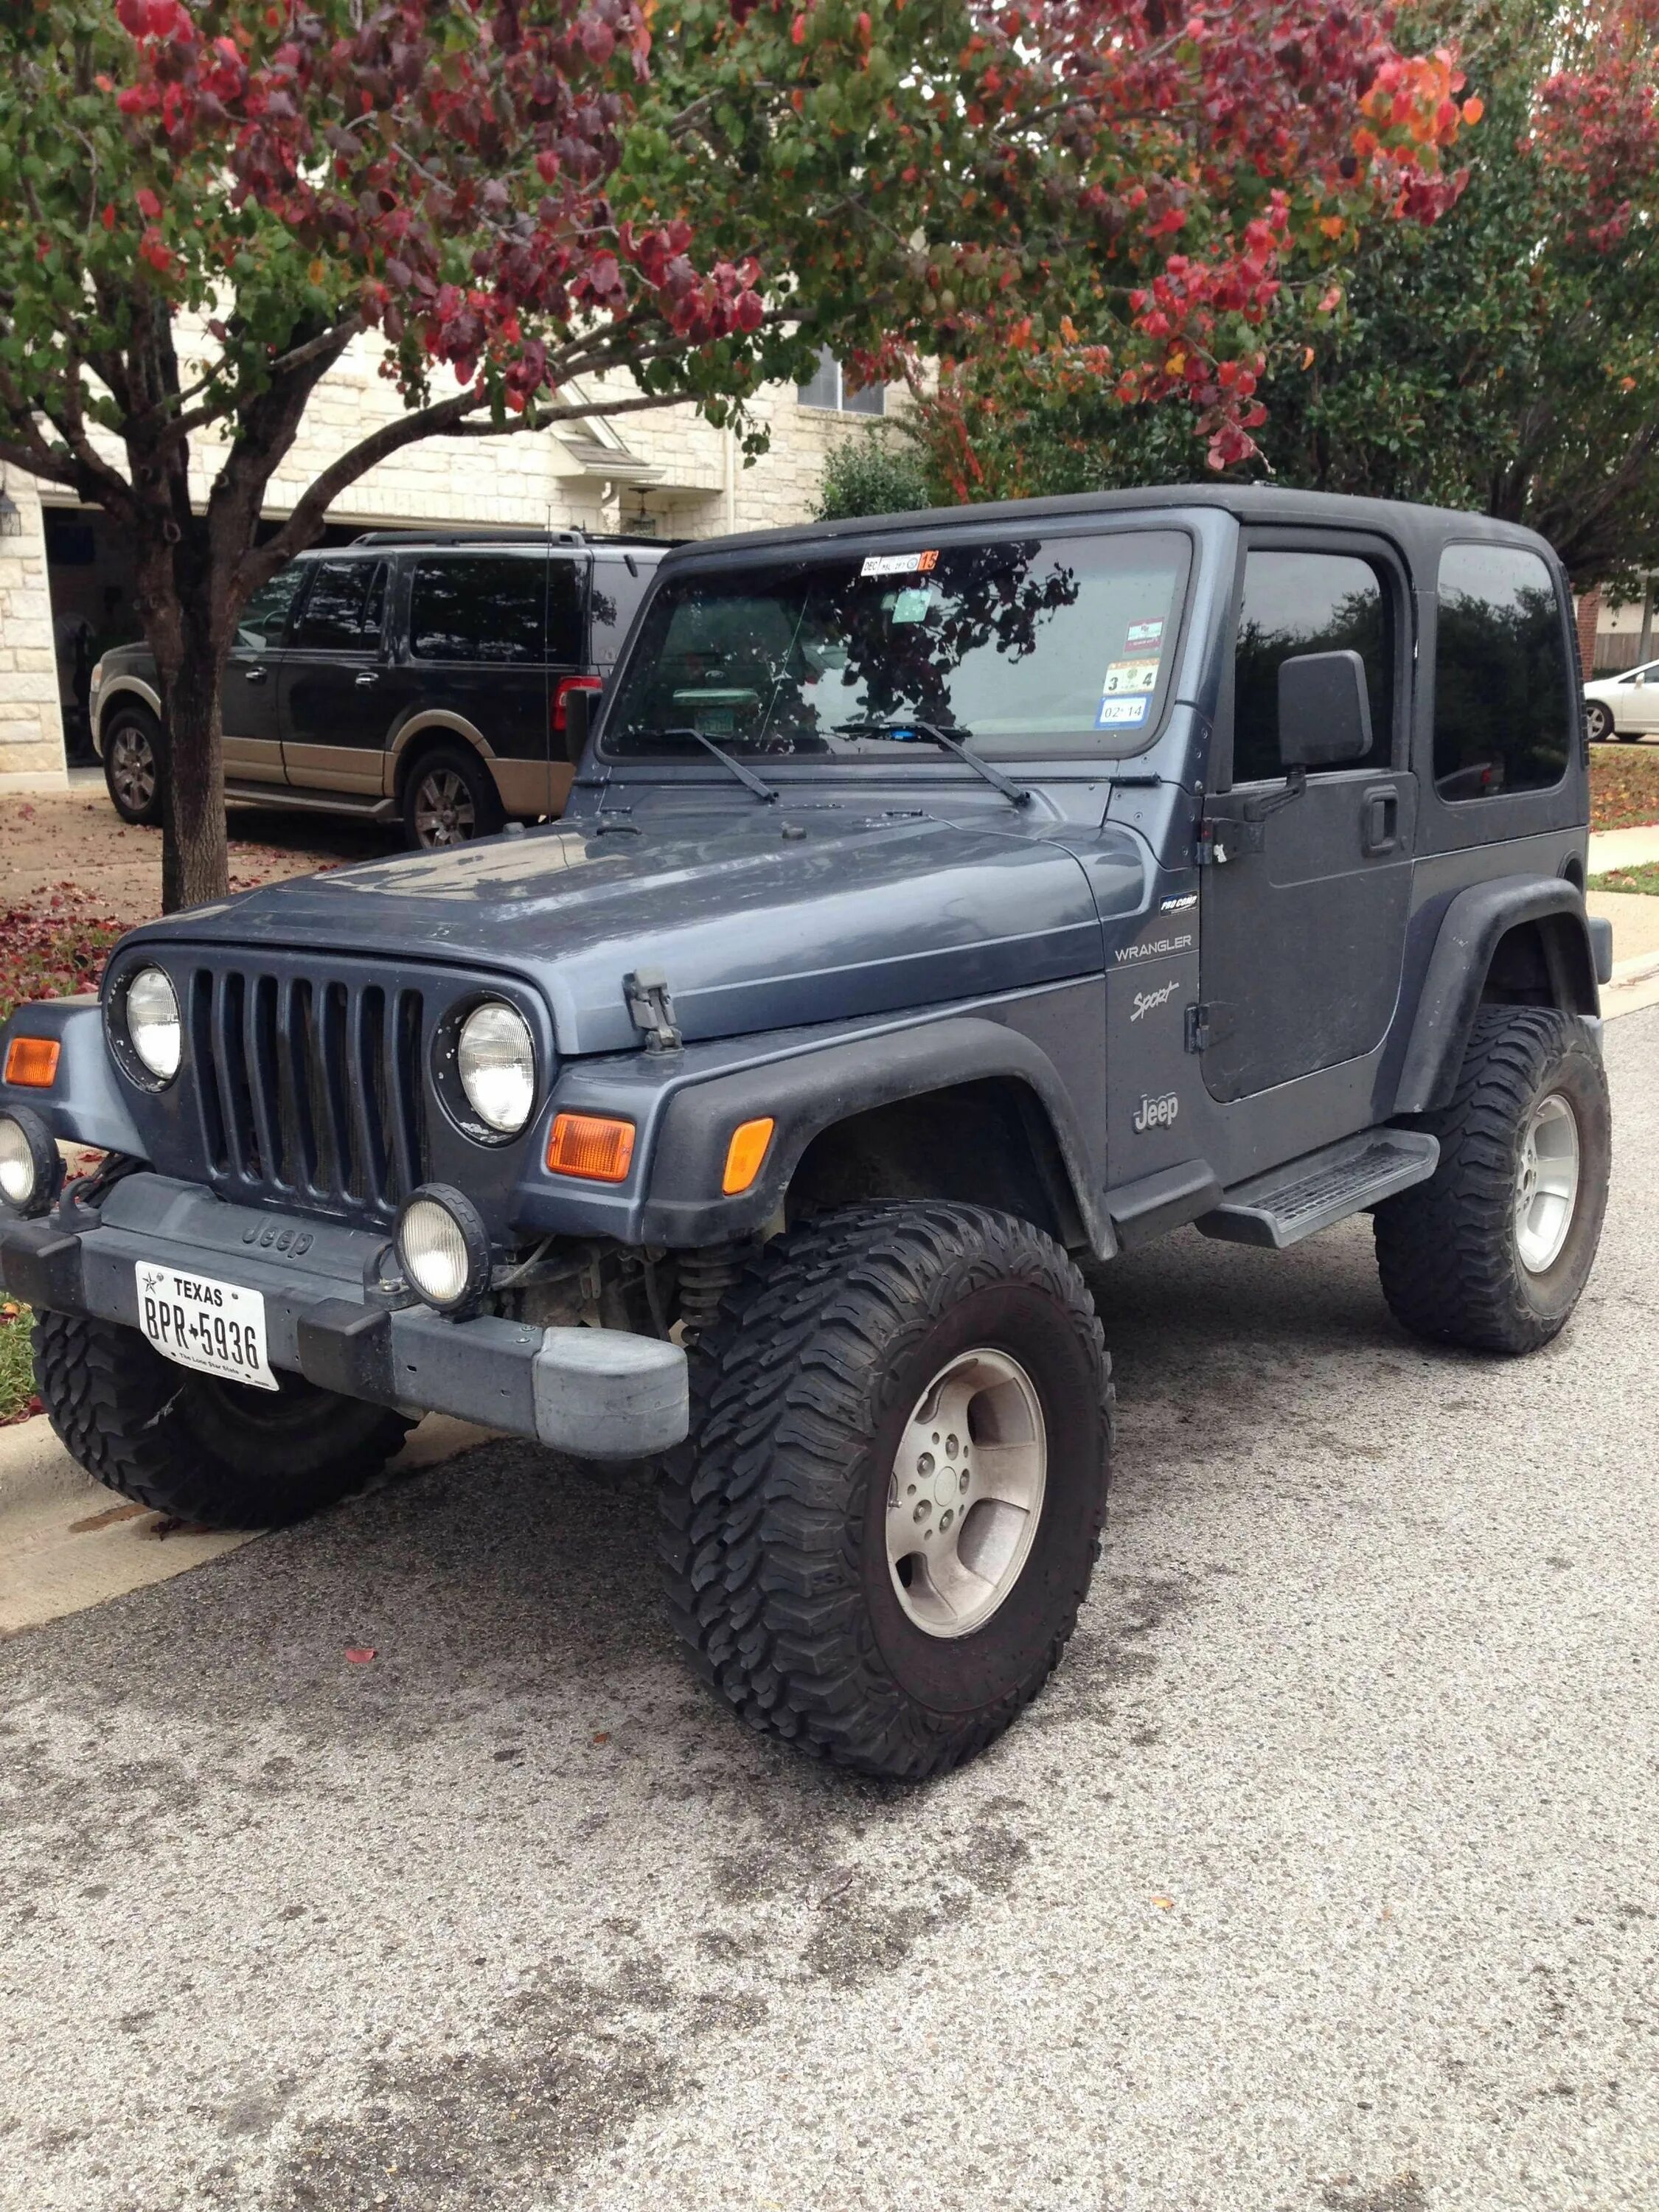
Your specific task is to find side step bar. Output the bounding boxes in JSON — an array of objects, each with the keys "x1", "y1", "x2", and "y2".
[{"x1": 1194, "y1": 1128, "x2": 1439, "y2": 1251}]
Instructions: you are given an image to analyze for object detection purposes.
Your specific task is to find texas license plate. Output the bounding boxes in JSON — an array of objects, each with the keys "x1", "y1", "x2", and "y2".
[{"x1": 134, "y1": 1262, "x2": 277, "y2": 1391}]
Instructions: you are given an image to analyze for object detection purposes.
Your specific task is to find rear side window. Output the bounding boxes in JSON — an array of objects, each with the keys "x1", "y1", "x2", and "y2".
[
  {"x1": 1433, "y1": 544, "x2": 1571, "y2": 801},
  {"x1": 1232, "y1": 550, "x2": 1392, "y2": 782},
  {"x1": 289, "y1": 560, "x2": 386, "y2": 651},
  {"x1": 410, "y1": 554, "x2": 581, "y2": 664},
  {"x1": 589, "y1": 557, "x2": 655, "y2": 665}
]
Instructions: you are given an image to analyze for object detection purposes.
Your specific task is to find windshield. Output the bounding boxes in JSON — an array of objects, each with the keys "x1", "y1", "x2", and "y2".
[{"x1": 602, "y1": 529, "x2": 1191, "y2": 763}]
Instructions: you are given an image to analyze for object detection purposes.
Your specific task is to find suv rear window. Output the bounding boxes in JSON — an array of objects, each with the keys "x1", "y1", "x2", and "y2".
[
  {"x1": 604, "y1": 531, "x2": 1190, "y2": 760},
  {"x1": 408, "y1": 554, "x2": 582, "y2": 664},
  {"x1": 1433, "y1": 544, "x2": 1571, "y2": 800}
]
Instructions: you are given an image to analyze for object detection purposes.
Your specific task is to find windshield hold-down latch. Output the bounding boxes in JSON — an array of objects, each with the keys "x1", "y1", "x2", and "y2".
[
  {"x1": 625, "y1": 968, "x2": 683, "y2": 1053},
  {"x1": 1196, "y1": 767, "x2": 1307, "y2": 865}
]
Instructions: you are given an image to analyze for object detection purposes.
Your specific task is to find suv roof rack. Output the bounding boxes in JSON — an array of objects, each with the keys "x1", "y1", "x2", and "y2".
[{"x1": 347, "y1": 526, "x2": 682, "y2": 549}]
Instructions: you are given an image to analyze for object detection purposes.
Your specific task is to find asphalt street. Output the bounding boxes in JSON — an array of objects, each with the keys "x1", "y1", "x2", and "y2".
[{"x1": 4, "y1": 1012, "x2": 1657, "y2": 2212}]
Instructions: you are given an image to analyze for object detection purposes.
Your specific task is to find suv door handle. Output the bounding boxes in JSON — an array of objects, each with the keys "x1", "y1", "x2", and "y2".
[
  {"x1": 1362, "y1": 785, "x2": 1399, "y2": 856},
  {"x1": 354, "y1": 669, "x2": 380, "y2": 686},
  {"x1": 243, "y1": 663, "x2": 269, "y2": 686}
]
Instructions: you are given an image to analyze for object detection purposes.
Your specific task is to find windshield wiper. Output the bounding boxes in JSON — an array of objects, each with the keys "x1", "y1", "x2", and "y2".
[
  {"x1": 837, "y1": 719, "x2": 1032, "y2": 809},
  {"x1": 625, "y1": 725, "x2": 778, "y2": 804}
]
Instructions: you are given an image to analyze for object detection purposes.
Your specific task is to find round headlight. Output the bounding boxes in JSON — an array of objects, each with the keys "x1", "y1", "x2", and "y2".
[
  {"x1": 394, "y1": 1186, "x2": 492, "y2": 1314},
  {"x1": 125, "y1": 966, "x2": 181, "y2": 1082},
  {"x1": 456, "y1": 1001, "x2": 535, "y2": 1135},
  {"x1": 0, "y1": 1107, "x2": 63, "y2": 1218}
]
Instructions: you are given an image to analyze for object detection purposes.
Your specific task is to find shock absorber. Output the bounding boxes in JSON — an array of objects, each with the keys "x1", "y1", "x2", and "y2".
[{"x1": 676, "y1": 1243, "x2": 745, "y2": 1343}]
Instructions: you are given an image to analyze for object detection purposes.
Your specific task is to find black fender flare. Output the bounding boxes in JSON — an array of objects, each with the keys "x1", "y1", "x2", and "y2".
[
  {"x1": 1393, "y1": 875, "x2": 1600, "y2": 1115},
  {"x1": 638, "y1": 1015, "x2": 1106, "y2": 1252}
]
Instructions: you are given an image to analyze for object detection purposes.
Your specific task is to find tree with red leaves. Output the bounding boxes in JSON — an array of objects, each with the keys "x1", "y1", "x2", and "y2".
[{"x1": 1, "y1": 0, "x2": 1470, "y2": 906}]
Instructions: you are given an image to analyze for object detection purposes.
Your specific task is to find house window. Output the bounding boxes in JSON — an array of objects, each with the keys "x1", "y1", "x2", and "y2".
[{"x1": 796, "y1": 346, "x2": 885, "y2": 416}]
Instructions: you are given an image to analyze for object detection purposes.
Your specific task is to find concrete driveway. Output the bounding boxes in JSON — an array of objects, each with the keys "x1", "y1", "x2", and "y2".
[{"x1": 4, "y1": 1012, "x2": 1658, "y2": 2212}]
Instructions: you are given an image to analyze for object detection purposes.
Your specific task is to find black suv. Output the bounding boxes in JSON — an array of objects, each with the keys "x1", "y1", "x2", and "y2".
[{"x1": 90, "y1": 529, "x2": 669, "y2": 849}]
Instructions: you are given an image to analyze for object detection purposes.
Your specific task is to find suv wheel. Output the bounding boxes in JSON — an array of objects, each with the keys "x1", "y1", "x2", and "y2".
[
  {"x1": 1584, "y1": 700, "x2": 1613, "y2": 742},
  {"x1": 1374, "y1": 1007, "x2": 1610, "y2": 1354},
  {"x1": 32, "y1": 1309, "x2": 414, "y2": 1528},
  {"x1": 102, "y1": 705, "x2": 165, "y2": 826},
  {"x1": 403, "y1": 742, "x2": 504, "y2": 850},
  {"x1": 658, "y1": 1203, "x2": 1113, "y2": 1780}
]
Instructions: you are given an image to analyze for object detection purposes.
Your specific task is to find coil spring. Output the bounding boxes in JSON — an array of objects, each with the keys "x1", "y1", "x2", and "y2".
[{"x1": 677, "y1": 1243, "x2": 745, "y2": 1343}]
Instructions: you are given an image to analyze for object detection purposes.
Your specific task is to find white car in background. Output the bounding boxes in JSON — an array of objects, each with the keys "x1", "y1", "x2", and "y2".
[{"x1": 1584, "y1": 660, "x2": 1659, "y2": 742}]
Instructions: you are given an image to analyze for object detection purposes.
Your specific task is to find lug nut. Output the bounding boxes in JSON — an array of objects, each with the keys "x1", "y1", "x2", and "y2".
[
  {"x1": 913, "y1": 1502, "x2": 928, "y2": 1523},
  {"x1": 917, "y1": 1453, "x2": 934, "y2": 1476}
]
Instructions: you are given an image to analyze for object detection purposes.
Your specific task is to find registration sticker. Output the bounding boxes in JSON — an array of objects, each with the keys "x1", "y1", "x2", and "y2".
[
  {"x1": 135, "y1": 1262, "x2": 277, "y2": 1391},
  {"x1": 1125, "y1": 618, "x2": 1165, "y2": 647},
  {"x1": 1103, "y1": 656, "x2": 1160, "y2": 695},
  {"x1": 860, "y1": 549, "x2": 939, "y2": 579},
  {"x1": 1097, "y1": 696, "x2": 1150, "y2": 727}
]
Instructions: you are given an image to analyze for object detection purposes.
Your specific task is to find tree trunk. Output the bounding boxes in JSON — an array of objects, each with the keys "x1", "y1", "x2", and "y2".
[{"x1": 155, "y1": 633, "x2": 229, "y2": 914}]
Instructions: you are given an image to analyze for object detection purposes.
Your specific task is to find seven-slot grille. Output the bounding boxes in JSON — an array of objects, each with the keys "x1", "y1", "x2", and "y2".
[{"x1": 187, "y1": 964, "x2": 428, "y2": 1220}]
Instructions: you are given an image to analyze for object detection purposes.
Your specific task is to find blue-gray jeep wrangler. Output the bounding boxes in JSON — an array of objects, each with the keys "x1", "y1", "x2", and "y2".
[{"x1": 0, "y1": 487, "x2": 1614, "y2": 1779}]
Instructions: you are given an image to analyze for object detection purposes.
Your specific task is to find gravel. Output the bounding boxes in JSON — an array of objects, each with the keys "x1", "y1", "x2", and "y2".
[{"x1": 3, "y1": 1012, "x2": 1656, "y2": 2212}]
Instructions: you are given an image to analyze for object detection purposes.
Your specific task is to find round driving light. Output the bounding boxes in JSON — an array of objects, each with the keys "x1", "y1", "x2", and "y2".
[
  {"x1": 394, "y1": 1185, "x2": 493, "y2": 1314},
  {"x1": 125, "y1": 966, "x2": 181, "y2": 1082},
  {"x1": 456, "y1": 1001, "x2": 536, "y2": 1135},
  {"x1": 0, "y1": 1107, "x2": 63, "y2": 1219}
]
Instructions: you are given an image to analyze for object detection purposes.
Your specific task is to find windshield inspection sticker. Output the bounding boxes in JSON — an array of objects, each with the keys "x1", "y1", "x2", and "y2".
[
  {"x1": 1097, "y1": 695, "x2": 1150, "y2": 728},
  {"x1": 1125, "y1": 618, "x2": 1165, "y2": 648},
  {"x1": 1103, "y1": 656, "x2": 1160, "y2": 695},
  {"x1": 860, "y1": 549, "x2": 939, "y2": 579},
  {"x1": 891, "y1": 586, "x2": 933, "y2": 625}
]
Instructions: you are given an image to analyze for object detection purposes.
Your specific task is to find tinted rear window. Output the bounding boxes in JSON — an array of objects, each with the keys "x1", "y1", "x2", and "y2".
[
  {"x1": 1433, "y1": 544, "x2": 1571, "y2": 801},
  {"x1": 409, "y1": 555, "x2": 582, "y2": 664},
  {"x1": 289, "y1": 560, "x2": 386, "y2": 651},
  {"x1": 590, "y1": 557, "x2": 655, "y2": 664}
]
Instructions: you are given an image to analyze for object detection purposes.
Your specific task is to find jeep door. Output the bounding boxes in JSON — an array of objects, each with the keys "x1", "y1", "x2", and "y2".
[
  {"x1": 383, "y1": 551, "x2": 585, "y2": 817},
  {"x1": 1200, "y1": 532, "x2": 1416, "y2": 1102},
  {"x1": 223, "y1": 564, "x2": 305, "y2": 785},
  {"x1": 278, "y1": 557, "x2": 392, "y2": 793}
]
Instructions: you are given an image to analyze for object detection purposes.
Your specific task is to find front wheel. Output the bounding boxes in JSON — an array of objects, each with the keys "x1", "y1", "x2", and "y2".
[
  {"x1": 1583, "y1": 700, "x2": 1613, "y2": 743},
  {"x1": 33, "y1": 1309, "x2": 414, "y2": 1527},
  {"x1": 658, "y1": 1203, "x2": 1113, "y2": 1780},
  {"x1": 102, "y1": 706, "x2": 166, "y2": 826},
  {"x1": 1374, "y1": 1007, "x2": 1610, "y2": 1354}
]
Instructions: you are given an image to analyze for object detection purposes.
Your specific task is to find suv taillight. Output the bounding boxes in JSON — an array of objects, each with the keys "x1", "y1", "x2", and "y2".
[{"x1": 552, "y1": 675, "x2": 603, "y2": 733}]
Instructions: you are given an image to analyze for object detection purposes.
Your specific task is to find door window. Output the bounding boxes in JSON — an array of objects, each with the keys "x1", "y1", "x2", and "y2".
[
  {"x1": 289, "y1": 560, "x2": 386, "y2": 651},
  {"x1": 409, "y1": 555, "x2": 572, "y2": 664},
  {"x1": 1232, "y1": 550, "x2": 1393, "y2": 782},
  {"x1": 1433, "y1": 545, "x2": 1571, "y2": 800},
  {"x1": 234, "y1": 565, "x2": 305, "y2": 650}
]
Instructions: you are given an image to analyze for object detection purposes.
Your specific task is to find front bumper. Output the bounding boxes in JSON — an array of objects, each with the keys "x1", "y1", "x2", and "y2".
[{"x1": 0, "y1": 1174, "x2": 688, "y2": 1461}]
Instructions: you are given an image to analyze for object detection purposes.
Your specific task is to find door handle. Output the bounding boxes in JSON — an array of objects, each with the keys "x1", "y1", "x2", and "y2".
[
  {"x1": 354, "y1": 669, "x2": 380, "y2": 686},
  {"x1": 243, "y1": 664, "x2": 268, "y2": 686},
  {"x1": 1362, "y1": 786, "x2": 1399, "y2": 856}
]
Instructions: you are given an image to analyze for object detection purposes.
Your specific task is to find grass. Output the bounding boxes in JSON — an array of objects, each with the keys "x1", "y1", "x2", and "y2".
[
  {"x1": 1590, "y1": 743, "x2": 1659, "y2": 832},
  {"x1": 0, "y1": 1301, "x2": 38, "y2": 1426},
  {"x1": 1589, "y1": 861, "x2": 1659, "y2": 896}
]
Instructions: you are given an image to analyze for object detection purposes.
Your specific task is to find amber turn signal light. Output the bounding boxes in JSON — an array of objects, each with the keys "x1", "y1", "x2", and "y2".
[
  {"x1": 546, "y1": 1112, "x2": 636, "y2": 1183},
  {"x1": 721, "y1": 1116, "x2": 775, "y2": 1195},
  {"x1": 4, "y1": 1035, "x2": 60, "y2": 1089}
]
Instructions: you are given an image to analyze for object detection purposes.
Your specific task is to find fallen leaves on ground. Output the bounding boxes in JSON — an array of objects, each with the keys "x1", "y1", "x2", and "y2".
[
  {"x1": 1590, "y1": 745, "x2": 1659, "y2": 832},
  {"x1": 0, "y1": 1300, "x2": 39, "y2": 1425},
  {"x1": 1589, "y1": 861, "x2": 1659, "y2": 896}
]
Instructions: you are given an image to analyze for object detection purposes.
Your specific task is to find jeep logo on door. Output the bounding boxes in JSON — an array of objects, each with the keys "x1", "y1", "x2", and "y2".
[{"x1": 1133, "y1": 1091, "x2": 1180, "y2": 1134}]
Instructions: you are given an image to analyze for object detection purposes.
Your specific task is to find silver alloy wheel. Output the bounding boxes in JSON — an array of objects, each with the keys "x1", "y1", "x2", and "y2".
[
  {"x1": 886, "y1": 1346, "x2": 1047, "y2": 1638},
  {"x1": 1585, "y1": 701, "x2": 1613, "y2": 743},
  {"x1": 1514, "y1": 1091, "x2": 1581, "y2": 1274},
  {"x1": 109, "y1": 723, "x2": 157, "y2": 813},
  {"x1": 413, "y1": 766, "x2": 476, "y2": 848}
]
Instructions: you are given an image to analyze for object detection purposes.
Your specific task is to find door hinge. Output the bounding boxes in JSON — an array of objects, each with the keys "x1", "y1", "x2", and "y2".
[
  {"x1": 1185, "y1": 1004, "x2": 1211, "y2": 1054},
  {"x1": 624, "y1": 967, "x2": 682, "y2": 1053},
  {"x1": 1197, "y1": 766, "x2": 1308, "y2": 866}
]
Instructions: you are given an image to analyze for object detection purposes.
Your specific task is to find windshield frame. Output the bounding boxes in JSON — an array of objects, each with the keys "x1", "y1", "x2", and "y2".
[{"x1": 593, "y1": 514, "x2": 1199, "y2": 779}]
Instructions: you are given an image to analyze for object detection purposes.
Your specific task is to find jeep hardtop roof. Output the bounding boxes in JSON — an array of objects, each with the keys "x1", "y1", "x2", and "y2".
[{"x1": 659, "y1": 484, "x2": 1560, "y2": 578}]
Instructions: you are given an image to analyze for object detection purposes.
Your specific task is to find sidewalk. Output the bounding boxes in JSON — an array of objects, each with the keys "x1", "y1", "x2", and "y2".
[{"x1": 1588, "y1": 824, "x2": 1659, "y2": 871}]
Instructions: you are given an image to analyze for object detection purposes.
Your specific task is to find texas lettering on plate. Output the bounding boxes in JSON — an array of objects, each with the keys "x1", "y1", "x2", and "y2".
[{"x1": 135, "y1": 1262, "x2": 278, "y2": 1391}]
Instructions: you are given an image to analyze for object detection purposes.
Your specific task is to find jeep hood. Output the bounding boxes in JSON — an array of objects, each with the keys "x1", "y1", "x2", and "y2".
[{"x1": 130, "y1": 807, "x2": 1147, "y2": 1054}]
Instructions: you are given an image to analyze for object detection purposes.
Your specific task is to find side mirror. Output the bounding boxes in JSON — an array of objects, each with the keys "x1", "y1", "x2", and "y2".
[
  {"x1": 1278, "y1": 649, "x2": 1372, "y2": 770},
  {"x1": 554, "y1": 678, "x2": 601, "y2": 761}
]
